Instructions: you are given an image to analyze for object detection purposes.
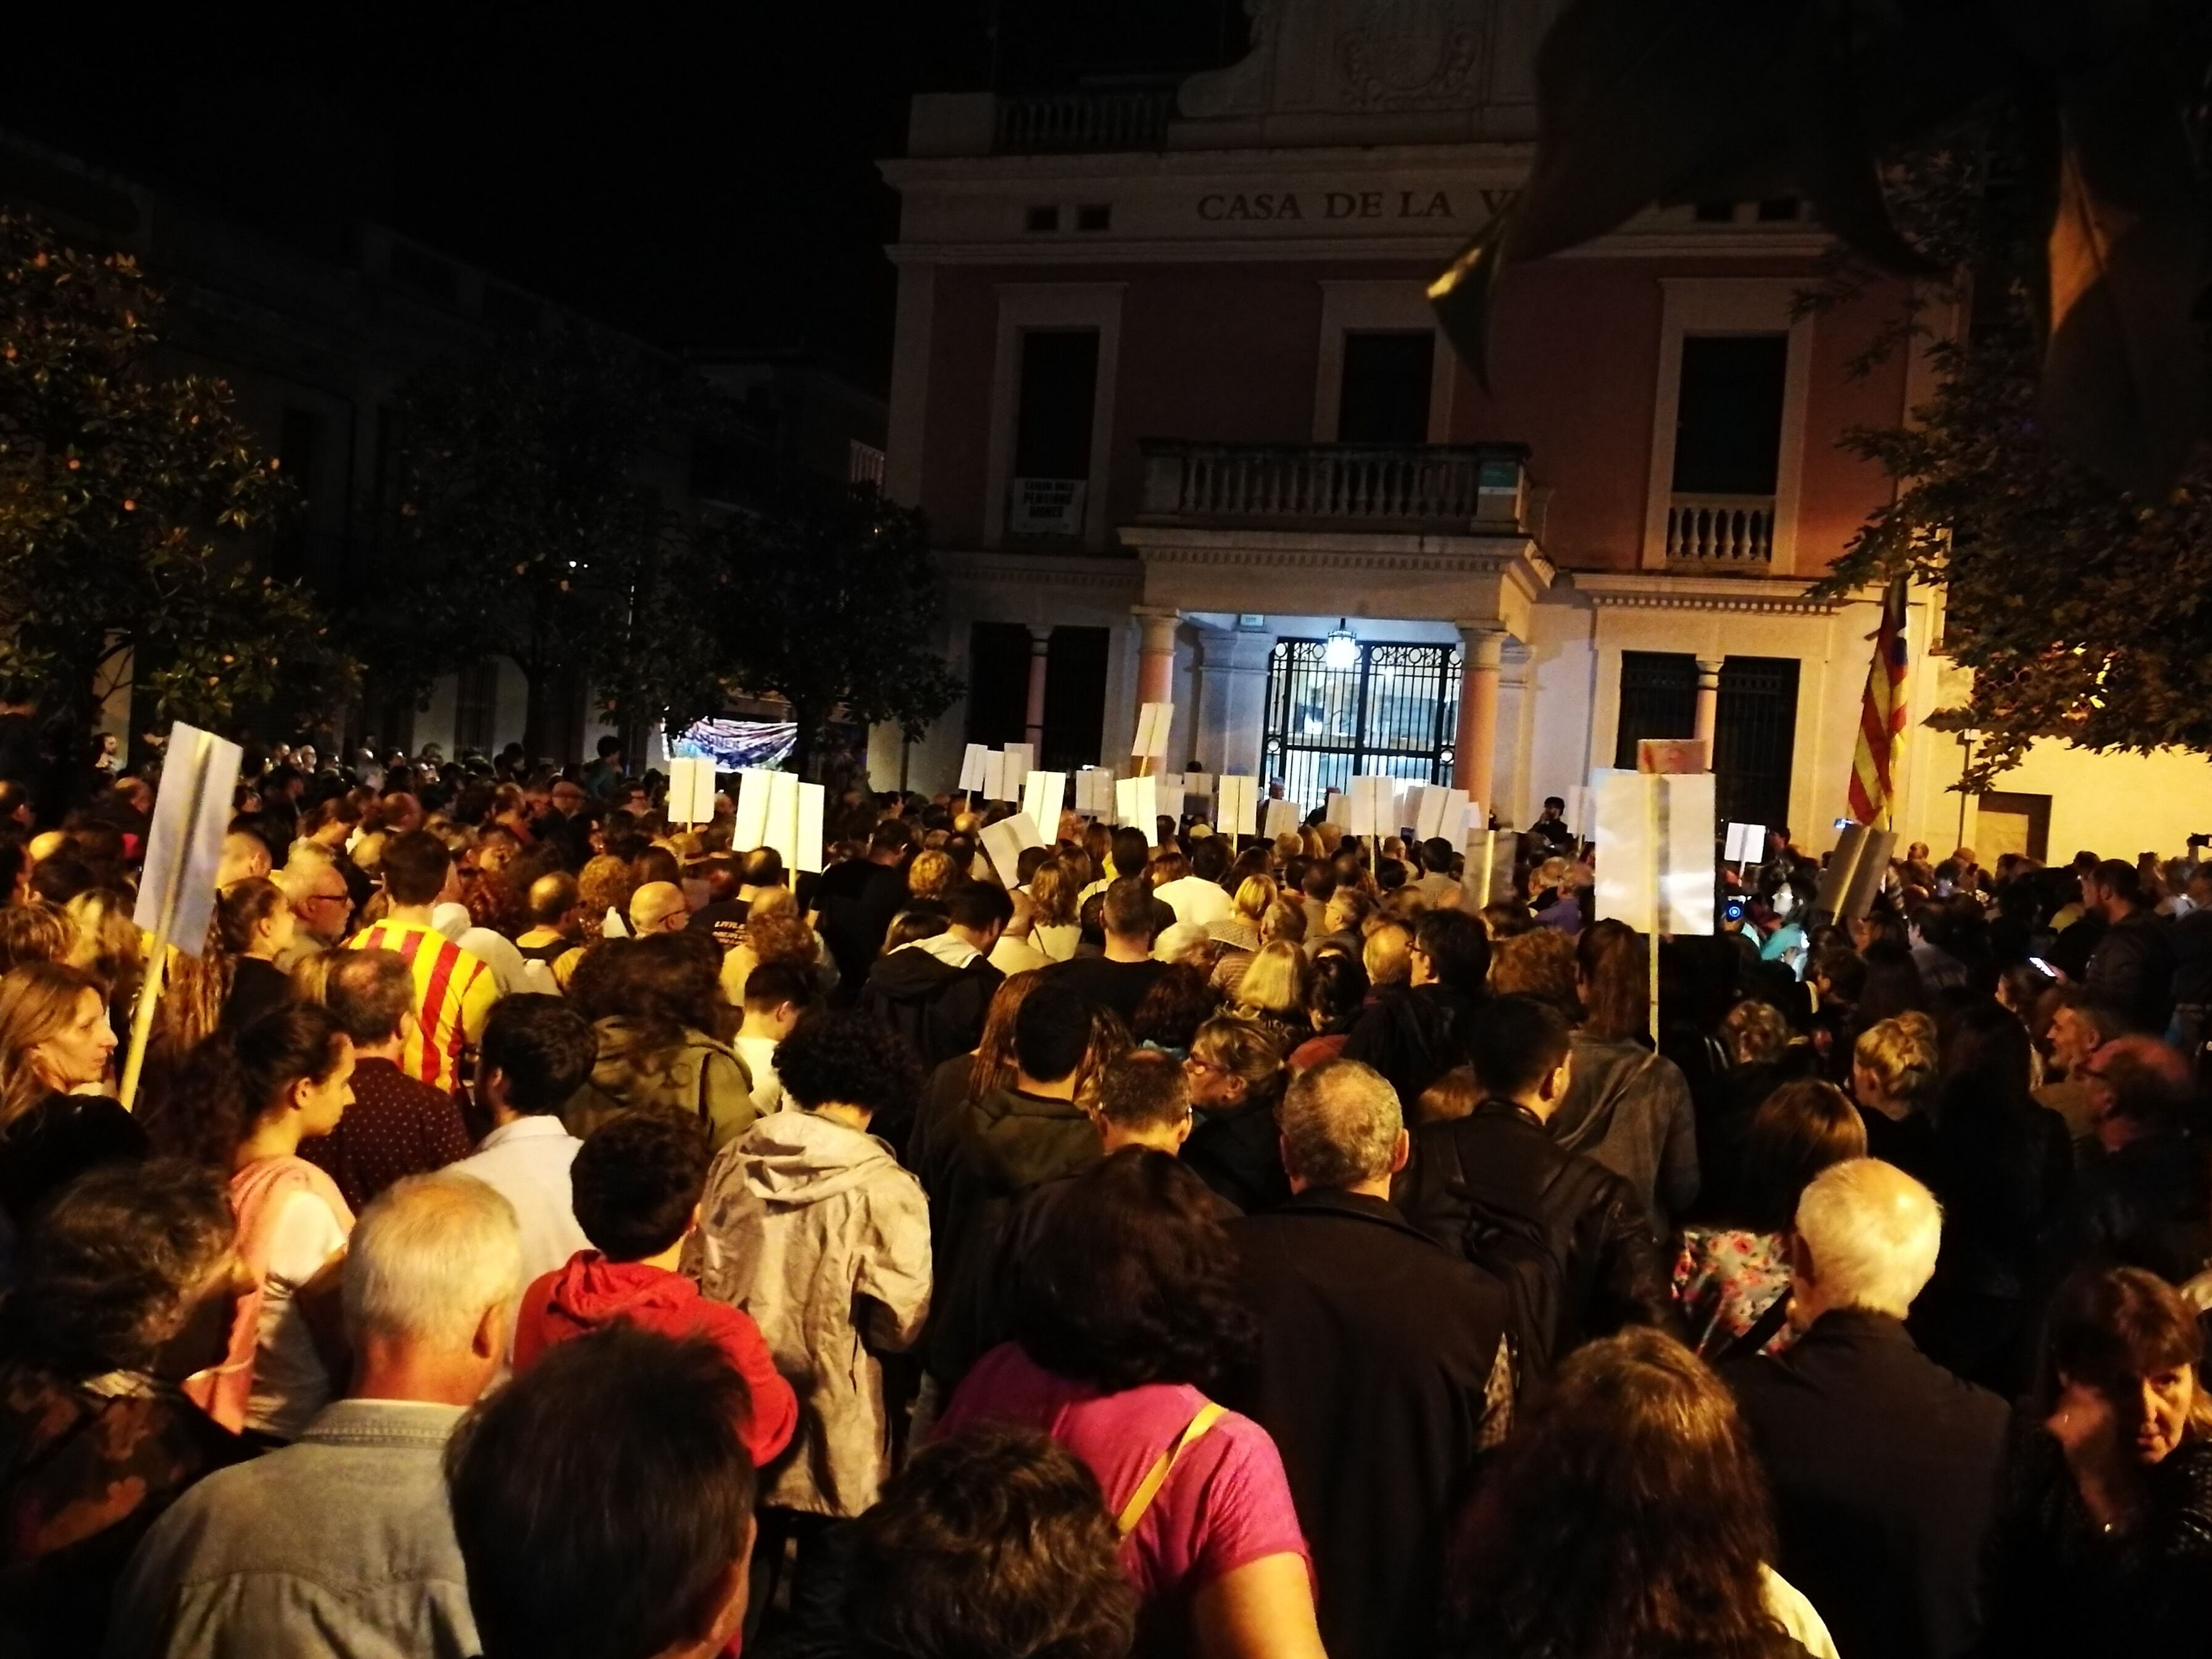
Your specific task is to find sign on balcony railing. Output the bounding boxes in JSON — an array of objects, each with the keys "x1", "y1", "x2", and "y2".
[
  {"x1": 1010, "y1": 477, "x2": 1087, "y2": 537},
  {"x1": 1139, "y1": 442, "x2": 1526, "y2": 531},
  {"x1": 1666, "y1": 494, "x2": 1775, "y2": 565}
]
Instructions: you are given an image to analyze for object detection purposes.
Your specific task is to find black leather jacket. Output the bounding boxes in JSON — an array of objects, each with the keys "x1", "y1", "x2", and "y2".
[{"x1": 1391, "y1": 1098, "x2": 1676, "y2": 1368}]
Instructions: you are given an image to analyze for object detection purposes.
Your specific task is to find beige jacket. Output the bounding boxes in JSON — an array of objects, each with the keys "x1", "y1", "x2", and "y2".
[{"x1": 689, "y1": 1109, "x2": 931, "y2": 1517}]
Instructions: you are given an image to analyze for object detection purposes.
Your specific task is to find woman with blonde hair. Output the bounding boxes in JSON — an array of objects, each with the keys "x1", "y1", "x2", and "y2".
[
  {"x1": 1025, "y1": 859, "x2": 1081, "y2": 964},
  {"x1": 720, "y1": 895, "x2": 834, "y2": 1008},
  {"x1": 0, "y1": 963, "x2": 138, "y2": 1231},
  {"x1": 907, "y1": 849, "x2": 956, "y2": 904},
  {"x1": 1230, "y1": 939, "x2": 1308, "y2": 1052},
  {"x1": 1850, "y1": 1013, "x2": 1940, "y2": 1189},
  {"x1": 1207, "y1": 873, "x2": 1279, "y2": 977}
]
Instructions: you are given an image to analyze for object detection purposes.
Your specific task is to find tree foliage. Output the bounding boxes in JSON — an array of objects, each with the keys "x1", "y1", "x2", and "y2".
[
  {"x1": 1431, "y1": 0, "x2": 2211, "y2": 499},
  {"x1": 0, "y1": 209, "x2": 332, "y2": 752},
  {"x1": 1806, "y1": 131, "x2": 2212, "y2": 783},
  {"x1": 712, "y1": 479, "x2": 961, "y2": 778},
  {"x1": 364, "y1": 330, "x2": 726, "y2": 752}
]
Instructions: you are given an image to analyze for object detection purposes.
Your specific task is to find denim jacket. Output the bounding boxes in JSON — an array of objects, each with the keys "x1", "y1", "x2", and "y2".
[{"x1": 104, "y1": 1399, "x2": 476, "y2": 1659}]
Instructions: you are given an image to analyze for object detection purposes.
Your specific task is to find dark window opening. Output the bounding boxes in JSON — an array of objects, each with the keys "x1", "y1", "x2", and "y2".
[
  {"x1": 1042, "y1": 627, "x2": 1110, "y2": 771},
  {"x1": 1715, "y1": 657, "x2": 1800, "y2": 831},
  {"x1": 1012, "y1": 329, "x2": 1099, "y2": 481},
  {"x1": 1694, "y1": 201, "x2": 1739, "y2": 223},
  {"x1": 965, "y1": 623, "x2": 1033, "y2": 749},
  {"x1": 455, "y1": 659, "x2": 500, "y2": 754},
  {"x1": 1336, "y1": 331, "x2": 1433, "y2": 446},
  {"x1": 1024, "y1": 204, "x2": 1060, "y2": 232},
  {"x1": 1613, "y1": 652, "x2": 1700, "y2": 769},
  {"x1": 1756, "y1": 197, "x2": 1802, "y2": 222},
  {"x1": 1672, "y1": 334, "x2": 1788, "y2": 496},
  {"x1": 1076, "y1": 203, "x2": 1112, "y2": 231}
]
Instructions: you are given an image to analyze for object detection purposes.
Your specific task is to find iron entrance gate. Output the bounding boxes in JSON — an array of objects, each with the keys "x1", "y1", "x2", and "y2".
[{"x1": 1261, "y1": 638, "x2": 1462, "y2": 809}]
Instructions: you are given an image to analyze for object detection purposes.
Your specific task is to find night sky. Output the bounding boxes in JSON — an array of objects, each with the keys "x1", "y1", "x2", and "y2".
[{"x1": 2, "y1": 4, "x2": 1244, "y2": 389}]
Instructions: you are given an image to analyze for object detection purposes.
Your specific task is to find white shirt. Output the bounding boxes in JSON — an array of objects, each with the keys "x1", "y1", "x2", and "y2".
[
  {"x1": 1154, "y1": 875, "x2": 1234, "y2": 929},
  {"x1": 733, "y1": 1032, "x2": 786, "y2": 1117},
  {"x1": 448, "y1": 1116, "x2": 589, "y2": 1285},
  {"x1": 246, "y1": 1189, "x2": 350, "y2": 1442}
]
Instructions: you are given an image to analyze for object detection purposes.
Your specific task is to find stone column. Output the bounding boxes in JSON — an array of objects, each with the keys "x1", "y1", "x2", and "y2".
[
  {"x1": 1024, "y1": 625, "x2": 1053, "y2": 750},
  {"x1": 1454, "y1": 624, "x2": 1507, "y2": 812},
  {"x1": 1192, "y1": 626, "x2": 1276, "y2": 777},
  {"x1": 1134, "y1": 607, "x2": 1180, "y2": 720},
  {"x1": 1693, "y1": 657, "x2": 1723, "y2": 764}
]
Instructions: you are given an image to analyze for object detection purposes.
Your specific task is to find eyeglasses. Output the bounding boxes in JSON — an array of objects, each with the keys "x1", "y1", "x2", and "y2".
[{"x1": 1184, "y1": 1054, "x2": 1229, "y2": 1077}]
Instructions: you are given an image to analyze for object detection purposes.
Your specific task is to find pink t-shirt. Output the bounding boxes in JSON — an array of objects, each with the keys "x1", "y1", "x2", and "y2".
[{"x1": 938, "y1": 1344, "x2": 1310, "y2": 1615}]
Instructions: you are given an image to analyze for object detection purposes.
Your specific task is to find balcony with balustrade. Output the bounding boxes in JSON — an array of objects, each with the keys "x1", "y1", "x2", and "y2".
[
  {"x1": 1136, "y1": 441, "x2": 1531, "y2": 536},
  {"x1": 1664, "y1": 493, "x2": 1776, "y2": 570}
]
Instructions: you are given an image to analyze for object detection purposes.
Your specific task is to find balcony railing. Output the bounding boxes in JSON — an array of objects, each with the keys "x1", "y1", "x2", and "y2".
[
  {"x1": 1138, "y1": 442, "x2": 1530, "y2": 534},
  {"x1": 1665, "y1": 493, "x2": 1775, "y2": 567},
  {"x1": 994, "y1": 85, "x2": 1175, "y2": 152}
]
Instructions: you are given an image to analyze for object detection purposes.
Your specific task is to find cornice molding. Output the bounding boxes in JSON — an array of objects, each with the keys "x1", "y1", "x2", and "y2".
[
  {"x1": 888, "y1": 229, "x2": 1831, "y2": 268},
  {"x1": 1572, "y1": 572, "x2": 1845, "y2": 617},
  {"x1": 936, "y1": 549, "x2": 1144, "y2": 593},
  {"x1": 1122, "y1": 528, "x2": 1544, "y2": 578}
]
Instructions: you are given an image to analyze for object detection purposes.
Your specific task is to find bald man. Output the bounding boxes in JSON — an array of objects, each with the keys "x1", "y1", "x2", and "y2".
[{"x1": 628, "y1": 881, "x2": 689, "y2": 937}]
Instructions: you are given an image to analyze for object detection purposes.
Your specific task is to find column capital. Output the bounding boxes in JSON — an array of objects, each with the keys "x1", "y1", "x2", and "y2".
[
  {"x1": 1134, "y1": 607, "x2": 1181, "y2": 655},
  {"x1": 1695, "y1": 656, "x2": 1724, "y2": 683},
  {"x1": 1455, "y1": 621, "x2": 1507, "y2": 670},
  {"x1": 1028, "y1": 623, "x2": 1054, "y2": 650}
]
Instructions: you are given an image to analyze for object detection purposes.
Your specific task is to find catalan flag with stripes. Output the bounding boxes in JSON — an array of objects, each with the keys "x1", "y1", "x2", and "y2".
[
  {"x1": 1847, "y1": 576, "x2": 1911, "y2": 828},
  {"x1": 346, "y1": 919, "x2": 497, "y2": 1094}
]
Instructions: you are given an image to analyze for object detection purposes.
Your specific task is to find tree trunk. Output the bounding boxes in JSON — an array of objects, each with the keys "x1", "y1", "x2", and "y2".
[{"x1": 789, "y1": 698, "x2": 824, "y2": 782}]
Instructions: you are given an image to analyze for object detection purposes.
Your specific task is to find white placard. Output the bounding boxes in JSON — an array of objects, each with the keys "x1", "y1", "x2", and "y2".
[
  {"x1": 1154, "y1": 779, "x2": 1184, "y2": 825},
  {"x1": 1115, "y1": 775, "x2": 1159, "y2": 836},
  {"x1": 1724, "y1": 821, "x2": 1766, "y2": 863},
  {"x1": 667, "y1": 756, "x2": 716, "y2": 826},
  {"x1": 1003, "y1": 742, "x2": 1035, "y2": 785},
  {"x1": 732, "y1": 768, "x2": 774, "y2": 852},
  {"x1": 1133, "y1": 702, "x2": 1173, "y2": 760},
  {"x1": 1074, "y1": 768, "x2": 1115, "y2": 816},
  {"x1": 1324, "y1": 789, "x2": 1344, "y2": 828},
  {"x1": 1181, "y1": 771, "x2": 1214, "y2": 802},
  {"x1": 135, "y1": 721, "x2": 244, "y2": 958},
  {"x1": 1263, "y1": 797, "x2": 1302, "y2": 840},
  {"x1": 765, "y1": 770, "x2": 800, "y2": 870},
  {"x1": 1218, "y1": 775, "x2": 1260, "y2": 839},
  {"x1": 958, "y1": 743, "x2": 989, "y2": 792},
  {"x1": 980, "y1": 750, "x2": 1008, "y2": 804},
  {"x1": 1594, "y1": 771, "x2": 1716, "y2": 936},
  {"x1": 1413, "y1": 784, "x2": 1464, "y2": 845},
  {"x1": 1021, "y1": 770, "x2": 1066, "y2": 838},
  {"x1": 978, "y1": 812, "x2": 1046, "y2": 885},
  {"x1": 1345, "y1": 775, "x2": 1387, "y2": 839}
]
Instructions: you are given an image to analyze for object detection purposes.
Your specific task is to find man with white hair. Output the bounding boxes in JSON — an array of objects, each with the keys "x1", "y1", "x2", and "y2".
[
  {"x1": 1725, "y1": 1158, "x2": 2009, "y2": 1659},
  {"x1": 1224, "y1": 1058, "x2": 1512, "y2": 1659},
  {"x1": 109, "y1": 1174, "x2": 523, "y2": 1659}
]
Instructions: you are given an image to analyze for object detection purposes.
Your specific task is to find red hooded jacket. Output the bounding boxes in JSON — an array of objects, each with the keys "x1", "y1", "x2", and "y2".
[{"x1": 513, "y1": 1252, "x2": 798, "y2": 1469}]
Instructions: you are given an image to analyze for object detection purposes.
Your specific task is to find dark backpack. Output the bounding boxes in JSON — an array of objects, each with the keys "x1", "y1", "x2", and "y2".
[{"x1": 1448, "y1": 1165, "x2": 1573, "y2": 1391}]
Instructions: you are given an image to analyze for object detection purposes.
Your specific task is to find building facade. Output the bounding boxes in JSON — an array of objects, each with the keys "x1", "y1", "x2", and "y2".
[{"x1": 873, "y1": 0, "x2": 2212, "y2": 863}]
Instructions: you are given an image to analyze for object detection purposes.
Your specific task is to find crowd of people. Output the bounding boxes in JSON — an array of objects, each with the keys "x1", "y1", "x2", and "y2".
[{"x1": 1, "y1": 735, "x2": 2210, "y2": 1659}]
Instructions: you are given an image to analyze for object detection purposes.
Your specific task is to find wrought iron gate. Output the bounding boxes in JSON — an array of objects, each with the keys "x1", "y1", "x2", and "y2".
[
  {"x1": 1261, "y1": 638, "x2": 1462, "y2": 808},
  {"x1": 1715, "y1": 656, "x2": 1800, "y2": 831}
]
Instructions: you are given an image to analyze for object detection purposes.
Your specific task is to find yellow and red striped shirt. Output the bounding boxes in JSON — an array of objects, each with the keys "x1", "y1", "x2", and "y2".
[{"x1": 345, "y1": 920, "x2": 498, "y2": 1094}]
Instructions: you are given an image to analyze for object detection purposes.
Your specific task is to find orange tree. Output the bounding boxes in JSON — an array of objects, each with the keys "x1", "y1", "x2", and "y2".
[{"x1": 0, "y1": 209, "x2": 331, "y2": 784}]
